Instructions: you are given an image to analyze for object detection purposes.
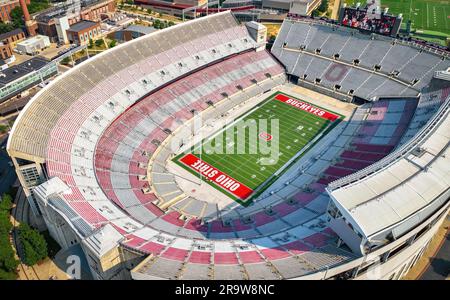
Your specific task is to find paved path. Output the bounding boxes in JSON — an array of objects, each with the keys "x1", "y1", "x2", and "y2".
[
  {"x1": 420, "y1": 217, "x2": 450, "y2": 280},
  {"x1": 331, "y1": 0, "x2": 341, "y2": 20}
]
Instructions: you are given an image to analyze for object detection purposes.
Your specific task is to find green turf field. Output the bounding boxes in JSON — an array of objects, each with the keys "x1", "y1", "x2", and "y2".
[
  {"x1": 174, "y1": 92, "x2": 342, "y2": 204},
  {"x1": 344, "y1": 0, "x2": 450, "y2": 34}
]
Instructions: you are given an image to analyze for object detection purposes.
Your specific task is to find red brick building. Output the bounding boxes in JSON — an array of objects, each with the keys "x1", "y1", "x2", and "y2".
[
  {"x1": 66, "y1": 20, "x2": 101, "y2": 45},
  {"x1": 0, "y1": 28, "x2": 25, "y2": 60},
  {"x1": 36, "y1": 0, "x2": 115, "y2": 42},
  {"x1": 0, "y1": 0, "x2": 30, "y2": 22}
]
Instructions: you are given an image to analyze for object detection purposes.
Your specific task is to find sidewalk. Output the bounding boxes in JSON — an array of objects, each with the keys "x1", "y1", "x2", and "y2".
[{"x1": 403, "y1": 214, "x2": 449, "y2": 280}]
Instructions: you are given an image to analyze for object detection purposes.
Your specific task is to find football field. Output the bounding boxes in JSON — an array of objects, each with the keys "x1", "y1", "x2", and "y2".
[
  {"x1": 174, "y1": 92, "x2": 342, "y2": 204},
  {"x1": 383, "y1": 0, "x2": 450, "y2": 34},
  {"x1": 345, "y1": 0, "x2": 450, "y2": 34}
]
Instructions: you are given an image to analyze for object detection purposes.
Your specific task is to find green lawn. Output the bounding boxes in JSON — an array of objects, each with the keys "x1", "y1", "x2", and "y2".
[{"x1": 174, "y1": 92, "x2": 342, "y2": 204}]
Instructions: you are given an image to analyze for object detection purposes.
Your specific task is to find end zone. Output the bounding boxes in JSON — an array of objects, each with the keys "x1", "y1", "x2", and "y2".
[{"x1": 179, "y1": 153, "x2": 254, "y2": 200}]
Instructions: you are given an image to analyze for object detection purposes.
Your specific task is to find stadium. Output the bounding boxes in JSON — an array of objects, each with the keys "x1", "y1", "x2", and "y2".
[{"x1": 6, "y1": 11, "x2": 450, "y2": 280}]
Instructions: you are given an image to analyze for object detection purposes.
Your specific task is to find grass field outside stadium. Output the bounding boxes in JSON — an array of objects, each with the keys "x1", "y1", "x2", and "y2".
[{"x1": 173, "y1": 92, "x2": 343, "y2": 206}]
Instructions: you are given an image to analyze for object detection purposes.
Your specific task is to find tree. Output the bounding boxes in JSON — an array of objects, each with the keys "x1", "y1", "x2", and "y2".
[
  {"x1": 9, "y1": 7, "x2": 24, "y2": 28},
  {"x1": 153, "y1": 19, "x2": 161, "y2": 29},
  {"x1": 147, "y1": 8, "x2": 152, "y2": 14},
  {"x1": 61, "y1": 57, "x2": 70, "y2": 65},
  {"x1": 0, "y1": 124, "x2": 8, "y2": 134},
  {"x1": 0, "y1": 192, "x2": 18, "y2": 278},
  {"x1": 0, "y1": 193, "x2": 13, "y2": 212},
  {"x1": 0, "y1": 268, "x2": 17, "y2": 280},
  {"x1": 95, "y1": 39, "x2": 104, "y2": 47},
  {"x1": 0, "y1": 22, "x2": 15, "y2": 35},
  {"x1": 88, "y1": 38, "x2": 94, "y2": 49},
  {"x1": 0, "y1": 235, "x2": 19, "y2": 272},
  {"x1": 1, "y1": 1, "x2": 50, "y2": 32},
  {"x1": 18, "y1": 223, "x2": 48, "y2": 266},
  {"x1": 109, "y1": 39, "x2": 117, "y2": 48},
  {"x1": 168, "y1": 21, "x2": 175, "y2": 27},
  {"x1": 318, "y1": 0, "x2": 329, "y2": 13},
  {"x1": 0, "y1": 212, "x2": 13, "y2": 233}
]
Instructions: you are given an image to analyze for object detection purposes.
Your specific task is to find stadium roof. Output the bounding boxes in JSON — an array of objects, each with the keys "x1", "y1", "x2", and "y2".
[
  {"x1": 83, "y1": 224, "x2": 124, "y2": 257},
  {"x1": 329, "y1": 101, "x2": 450, "y2": 240}
]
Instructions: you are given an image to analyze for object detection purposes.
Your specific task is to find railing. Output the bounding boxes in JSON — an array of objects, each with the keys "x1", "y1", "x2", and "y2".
[
  {"x1": 328, "y1": 95, "x2": 450, "y2": 190},
  {"x1": 285, "y1": 14, "x2": 450, "y2": 57},
  {"x1": 434, "y1": 70, "x2": 450, "y2": 81}
]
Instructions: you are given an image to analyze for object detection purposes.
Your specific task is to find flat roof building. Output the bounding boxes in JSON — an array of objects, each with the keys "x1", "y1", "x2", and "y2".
[
  {"x1": 0, "y1": 56, "x2": 57, "y2": 103},
  {"x1": 66, "y1": 20, "x2": 101, "y2": 45},
  {"x1": 16, "y1": 35, "x2": 51, "y2": 55}
]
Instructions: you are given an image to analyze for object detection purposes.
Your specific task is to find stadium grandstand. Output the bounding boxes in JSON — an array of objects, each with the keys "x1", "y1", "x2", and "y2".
[{"x1": 6, "y1": 11, "x2": 450, "y2": 280}]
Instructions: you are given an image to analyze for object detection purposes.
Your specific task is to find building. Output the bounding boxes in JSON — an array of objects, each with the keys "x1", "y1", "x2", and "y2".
[
  {"x1": 288, "y1": 0, "x2": 322, "y2": 16},
  {"x1": 0, "y1": 28, "x2": 25, "y2": 60},
  {"x1": 66, "y1": 20, "x2": 101, "y2": 45},
  {"x1": 245, "y1": 21, "x2": 267, "y2": 45},
  {"x1": 0, "y1": 42, "x2": 12, "y2": 60},
  {"x1": 107, "y1": 24, "x2": 157, "y2": 42},
  {"x1": 35, "y1": 0, "x2": 115, "y2": 42},
  {"x1": 55, "y1": 16, "x2": 70, "y2": 44},
  {"x1": 0, "y1": 57, "x2": 57, "y2": 103},
  {"x1": 134, "y1": 0, "x2": 207, "y2": 18},
  {"x1": 16, "y1": 35, "x2": 50, "y2": 55},
  {"x1": 79, "y1": 0, "x2": 116, "y2": 21},
  {"x1": 0, "y1": 0, "x2": 30, "y2": 22},
  {"x1": 0, "y1": 28, "x2": 26, "y2": 47}
]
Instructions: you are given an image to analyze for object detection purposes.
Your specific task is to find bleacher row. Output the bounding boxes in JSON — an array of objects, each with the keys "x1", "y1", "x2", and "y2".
[
  {"x1": 42, "y1": 13, "x2": 263, "y2": 234},
  {"x1": 327, "y1": 95, "x2": 450, "y2": 244},
  {"x1": 93, "y1": 96, "x2": 417, "y2": 279},
  {"x1": 124, "y1": 96, "x2": 421, "y2": 279},
  {"x1": 39, "y1": 13, "x2": 348, "y2": 278},
  {"x1": 398, "y1": 82, "x2": 450, "y2": 146},
  {"x1": 93, "y1": 49, "x2": 285, "y2": 225},
  {"x1": 272, "y1": 19, "x2": 450, "y2": 100},
  {"x1": 9, "y1": 12, "x2": 254, "y2": 159},
  {"x1": 86, "y1": 76, "x2": 445, "y2": 280},
  {"x1": 13, "y1": 11, "x2": 449, "y2": 279}
]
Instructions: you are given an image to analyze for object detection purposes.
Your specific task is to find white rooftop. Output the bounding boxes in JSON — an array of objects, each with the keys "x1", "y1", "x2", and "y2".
[
  {"x1": 82, "y1": 223, "x2": 124, "y2": 257},
  {"x1": 329, "y1": 104, "x2": 450, "y2": 240}
]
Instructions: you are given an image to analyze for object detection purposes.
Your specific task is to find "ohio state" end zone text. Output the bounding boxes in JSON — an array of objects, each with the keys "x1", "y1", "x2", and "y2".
[{"x1": 179, "y1": 153, "x2": 253, "y2": 199}]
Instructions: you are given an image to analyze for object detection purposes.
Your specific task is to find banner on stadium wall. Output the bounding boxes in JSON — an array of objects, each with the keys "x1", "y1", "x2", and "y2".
[
  {"x1": 274, "y1": 94, "x2": 340, "y2": 121},
  {"x1": 179, "y1": 153, "x2": 254, "y2": 200}
]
